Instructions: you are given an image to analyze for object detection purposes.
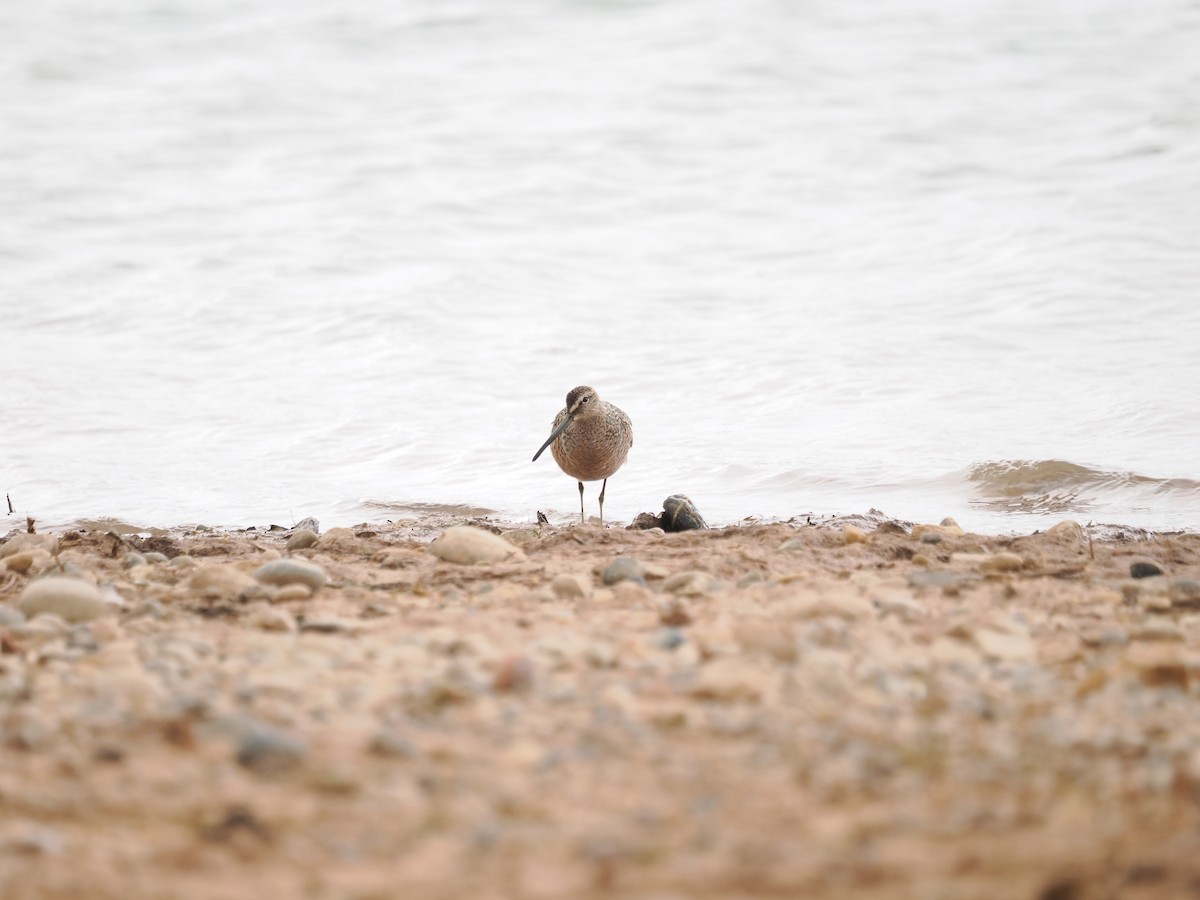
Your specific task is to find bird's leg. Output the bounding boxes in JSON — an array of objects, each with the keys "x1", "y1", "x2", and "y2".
[
  {"x1": 577, "y1": 481, "x2": 585, "y2": 524},
  {"x1": 598, "y1": 478, "x2": 608, "y2": 527}
]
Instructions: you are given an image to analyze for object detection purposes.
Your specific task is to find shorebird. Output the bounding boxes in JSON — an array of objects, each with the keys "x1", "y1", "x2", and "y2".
[{"x1": 532, "y1": 386, "x2": 633, "y2": 525}]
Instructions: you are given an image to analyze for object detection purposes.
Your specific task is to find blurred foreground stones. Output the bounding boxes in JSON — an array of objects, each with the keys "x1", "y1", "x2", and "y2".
[{"x1": 1, "y1": 517, "x2": 1200, "y2": 897}]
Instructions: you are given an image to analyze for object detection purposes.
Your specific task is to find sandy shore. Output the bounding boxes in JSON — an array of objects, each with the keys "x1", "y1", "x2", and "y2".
[{"x1": 1, "y1": 512, "x2": 1199, "y2": 899}]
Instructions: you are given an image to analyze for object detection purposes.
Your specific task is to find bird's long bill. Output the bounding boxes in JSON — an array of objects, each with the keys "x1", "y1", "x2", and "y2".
[{"x1": 532, "y1": 415, "x2": 572, "y2": 462}]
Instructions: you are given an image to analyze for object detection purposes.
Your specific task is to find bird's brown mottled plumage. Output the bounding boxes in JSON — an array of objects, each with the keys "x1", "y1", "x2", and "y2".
[{"x1": 532, "y1": 386, "x2": 633, "y2": 525}]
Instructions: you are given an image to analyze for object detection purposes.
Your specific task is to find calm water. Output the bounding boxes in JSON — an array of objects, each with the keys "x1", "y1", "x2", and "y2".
[{"x1": 3, "y1": 0, "x2": 1199, "y2": 534}]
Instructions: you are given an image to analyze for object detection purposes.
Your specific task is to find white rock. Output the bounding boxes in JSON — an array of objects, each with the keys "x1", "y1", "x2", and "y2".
[
  {"x1": 428, "y1": 527, "x2": 525, "y2": 565},
  {"x1": 18, "y1": 578, "x2": 110, "y2": 623},
  {"x1": 253, "y1": 558, "x2": 329, "y2": 591}
]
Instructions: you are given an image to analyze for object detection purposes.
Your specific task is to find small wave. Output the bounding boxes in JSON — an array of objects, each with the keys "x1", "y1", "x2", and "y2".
[
  {"x1": 360, "y1": 500, "x2": 499, "y2": 519},
  {"x1": 966, "y1": 460, "x2": 1200, "y2": 516}
]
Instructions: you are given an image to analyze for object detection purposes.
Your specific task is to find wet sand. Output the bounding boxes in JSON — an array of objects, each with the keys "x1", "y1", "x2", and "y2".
[{"x1": 2, "y1": 513, "x2": 1200, "y2": 899}]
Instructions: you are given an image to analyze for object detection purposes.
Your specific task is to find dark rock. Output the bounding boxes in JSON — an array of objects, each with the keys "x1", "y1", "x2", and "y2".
[
  {"x1": 1130, "y1": 561, "x2": 1163, "y2": 579},
  {"x1": 602, "y1": 557, "x2": 645, "y2": 586},
  {"x1": 662, "y1": 494, "x2": 708, "y2": 532},
  {"x1": 630, "y1": 512, "x2": 664, "y2": 530}
]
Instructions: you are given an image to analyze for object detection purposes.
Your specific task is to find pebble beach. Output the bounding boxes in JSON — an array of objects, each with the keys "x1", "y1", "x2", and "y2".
[{"x1": 2, "y1": 513, "x2": 1200, "y2": 898}]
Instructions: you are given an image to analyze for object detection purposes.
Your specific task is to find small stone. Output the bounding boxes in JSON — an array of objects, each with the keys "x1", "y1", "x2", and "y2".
[
  {"x1": 272, "y1": 584, "x2": 314, "y2": 603},
  {"x1": 253, "y1": 559, "x2": 329, "y2": 591},
  {"x1": 1046, "y1": 520, "x2": 1085, "y2": 542},
  {"x1": 169, "y1": 555, "x2": 197, "y2": 569},
  {"x1": 919, "y1": 532, "x2": 943, "y2": 545},
  {"x1": 550, "y1": 574, "x2": 589, "y2": 599},
  {"x1": 873, "y1": 593, "x2": 926, "y2": 621},
  {"x1": 657, "y1": 596, "x2": 692, "y2": 626},
  {"x1": 940, "y1": 517, "x2": 960, "y2": 528},
  {"x1": 655, "y1": 627, "x2": 687, "y2": 650},
  {"x1": 492, "y1": 655, "x2": 535, "y2": 693},
  {"x1": 18, "y1": 578, "x2": 110, "y2": 623},
  {"x1": 1130, "y1": 561, "x2": 1164, "y2": 579},
  {"x1": 143, "y1": 552, "x2": 169, "y2": 564},
  {"x1": 662, "y1": 494, "x2": 708, "y2": 531},
  {"x1": 428, "y1": 527, "x2": 525, "y2": 565},
  {"x1": 980, "y1": 552, "x2": 1024, "y2": 574},
  {"x1": 122, "y1": 552, "x2": 146, "y2": 569},
  {"x1": 630, "y1": 512, "x2": 664, "y2": 530},
  {"x1": 236, "y1": 723, "x2": 308, "y2": 774},
  {"x1": 4, "y1": 551, "x2": 36, "y2": 573},
  {"x1": 662, "y1": 571, "x2": 717, "y2": 596},
  {"x1": 973, "y1": 627, "x2": 1035, "y2": 662},
  {"x1": 913, "y1": 522, "x2": 964, "y2": 540},
  {"x1": 0, "y1": 605, "x2": 27, "y2": 627},
  {"x1": 1167, "y1": 579, "x2": 1200, "y2": 608},
  {"x1": 285, "y1": 529, "x2": 319, "y2": 551},
  {"x1": 247, "y1": 606, "x2": 297, "y2": 632},
  {"x1": 0, "y1": 533, "x2": 58, "y2": 559},
  {"x1": 908, "y1": 571, "x2": 965, "y2": 591},
  {"x1": 842, "y1": 525, "x2": 866, "y2": 545},
  {"x1": 601, "y1": 557, "x2": 645, "y2": 586},
  {"x1": 316, "y1": 527, "x2": 358, "y2": 550}
]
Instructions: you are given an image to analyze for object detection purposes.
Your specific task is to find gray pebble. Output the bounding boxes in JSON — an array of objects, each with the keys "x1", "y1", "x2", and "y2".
[
  {"x1": 123, "y1": 552, "x2": 146, "y2": 569},
  {"x1": 285, "y1": 529, "x2": 319, "y2": 551},
  {"x1": 253, "y1": 558, "x2": 329, "y2": 591},
  {"x1": 602, "y1": 557, "x2": 645, "y2": 586},
  {"x1": 235, "y1": 722, "x2": 308, "y2": 774},
  {"x1": 143, "y1": 552, "x2": 169, "y2": 564},
  {"x1": 655, "y1": 627, "x2": 687, "y2": 651},
  {"x1": 907, "y1": 571, "x2": 965, "y2": 591},
  {"x1": 919, "y1": 532, "x2": 943, "y2": 545}
]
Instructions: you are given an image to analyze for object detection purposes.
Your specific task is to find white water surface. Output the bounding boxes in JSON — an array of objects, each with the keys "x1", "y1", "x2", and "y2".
[{"x1": 3, "y1": 0, "x2": 1199, "y2": 533}]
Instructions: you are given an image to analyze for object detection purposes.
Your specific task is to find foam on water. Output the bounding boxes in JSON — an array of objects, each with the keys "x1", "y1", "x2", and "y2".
[{"x1": 2, "y1": 0, "x2": 1199, "y2": 534}]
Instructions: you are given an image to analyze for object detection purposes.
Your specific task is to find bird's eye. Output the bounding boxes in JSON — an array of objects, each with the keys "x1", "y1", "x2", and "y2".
[{"x1": 582, "y1": 397, "x2": 590, "y2": 402}]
